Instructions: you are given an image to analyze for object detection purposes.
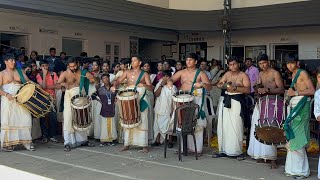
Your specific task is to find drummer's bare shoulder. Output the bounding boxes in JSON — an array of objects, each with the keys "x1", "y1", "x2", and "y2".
[
  {"x1": 295, "y1": 70, "x2": 315, "y2": 95},
  {"x1": 240, "y1": 72, "x2": 250, "y2": 86},
  {"x1": 12, "y1": 69, "x2": 30, "y2": 83},
  {"x1": 57, "y1": 71, "x2": 67, "y2": 83},
  {"x1": 197, "y1": 71, "x2": 212, "y2": 90},
  {"x1": 117, "y1": 70, "x2": 129, "y2": 84},
  {"x1": 273, "y1": 69, "x2": 284, "y2": 87},
  {"x1": 142, "y1": 71, "x2": 152, "y2": 85},
  {"x1": 171, "y1": 70, "x2": 183, "y2": 83}
]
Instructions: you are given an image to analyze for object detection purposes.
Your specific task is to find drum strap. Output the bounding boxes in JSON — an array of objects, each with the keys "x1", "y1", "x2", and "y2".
[
  {"x1": 198, "y1": 89, "x2": 206, "y2": 119},
  {"x1": 284, "y1": 68, "x2": 308, "y2": 140},
  {"x1": 79, "y1": 70, "x2": 89, "y2": 95},
  {"x1": 189, "y1": 69, "x2": 200, "y2": 95},
  {"x1": 290, "y1": 69, "x2": 303, "y2": 89},
  {"x1": 17, "y1": 67, "x2": 26, "y2": 84},
  {"x1": 189, "y1": 69, "x2": 206, "y2": 119},
  {"x1": 133, "y1": 71, "x2": 145, "y2": 91},
  {"x1": 284, "y1": 96, "x2": 308, "y2": 140},
  {"x1": 132, "y1": 71, "x2": 149, "y2": 112},
  {"x1": 140, "y1": 90, "x2": 149, "y2": 112}
]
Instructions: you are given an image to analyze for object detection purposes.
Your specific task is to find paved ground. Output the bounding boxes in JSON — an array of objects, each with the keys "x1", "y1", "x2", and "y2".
[{"x1": 0, "y1": 141, "x2": 318, "y2": 180}]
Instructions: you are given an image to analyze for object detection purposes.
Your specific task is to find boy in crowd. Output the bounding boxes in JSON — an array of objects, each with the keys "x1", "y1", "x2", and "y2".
[
  {"x1": 36, "y1": 60, "x2": 59, "y2": 143},
  {"x1": 98, "y1": 74, "x2": 117, "y2": 146}
]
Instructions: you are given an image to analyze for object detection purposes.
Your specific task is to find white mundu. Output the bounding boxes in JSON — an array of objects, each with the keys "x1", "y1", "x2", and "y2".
[
  {"x1": 153, "y1": 79, "x2": 177, "y2": 142},
  {"x1": 1, "y1": 83, "x2": 32, "y2": 150},
  {"x1": 146, "y1": 74, "x2": 155, "y2": 142},
  {"x1": 217, "y1": 92, "x2": 243, "y2": 156},
  {"x1": 88, "y1": 84, "x2": 102, "y2": 139},
  {"x1": 63, "y1": 87, "x2": 88, "y2": 147},
  {"x1": 122, "y1": 86, "x2": 150, "y2": 147},
  {"x1": 247, "y1": 103, "x2": 277, "y2": 160},
  {"x1": 100, "y1": 117, "x2": 117, "y2": 142}
]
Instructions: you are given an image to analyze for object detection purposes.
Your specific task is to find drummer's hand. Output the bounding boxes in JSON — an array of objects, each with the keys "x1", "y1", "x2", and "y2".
[
  {"x1": 317, "y1": 116, "x2": 320, "y2": 121},
  {"x1": 257, "y1": 88, "x2": 267, "y2": 94},
  {"x1": 6, "y1": 94, "x2": 14, "y2": 101},
  {"x1": 226, "y1": 84, "x2": 234, "y2": 92},
  {"x1": 287, "y1": 88, "x2": 295, "y2": 97},
  {"x1": 137, "y1": 83, "x2": 145, "y2": 87},
  {"x1": 61, "y1": 82, "x2": 68, "y2": 89},
  {"x1": 110, "y1": 86, "x2": 116, "y2": 92},
  {"x1": 193, "y1": 82, "x2": 203, "y2": 89},
  {"x1": 217, "y1": 81, "x2": 225, "y2": 88}
]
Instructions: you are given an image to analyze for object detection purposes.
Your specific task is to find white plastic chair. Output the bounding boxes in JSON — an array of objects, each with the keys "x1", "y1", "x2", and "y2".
[{"x1": 205, "y1": 95, "x2": 215, "y2": 147}]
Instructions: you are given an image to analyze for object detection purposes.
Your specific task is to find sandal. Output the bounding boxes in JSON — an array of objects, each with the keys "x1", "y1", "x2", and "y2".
[
  {"x1": 236, "y1": 155, "x2": 245, "y2": 161},
  {"x1": 212, "y1": 153, "x2": 226, "y2": 158},
  {"x1": 64, "y1": 145, "x2": 71, "y2": 152},
  {"x1": 3, "y1": 146, "x2": 14, "y2": 152},
  {"x1": 28, "y1": 144, "x2": 35, "y2": 151},
  {"x1": 82, "y1": 141, "x2": 95, "y2": 147},
  {"x1": 151, "y1": 141, "x2": 161, "y2": 147}
]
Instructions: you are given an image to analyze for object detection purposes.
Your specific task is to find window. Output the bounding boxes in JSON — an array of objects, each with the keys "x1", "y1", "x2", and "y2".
[{"x1": 105, "y1": 42, "x2": 120, "y2": 63}]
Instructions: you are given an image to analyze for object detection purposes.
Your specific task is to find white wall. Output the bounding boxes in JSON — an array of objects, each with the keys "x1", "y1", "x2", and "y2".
[
  {"x1": 0, "y1": 9, "x2": 177, "y2": 59},
  {"x1": 179, "y1": 26, "x2": 320, "y2": 61},
  {"x1": 169, "y1": 0, "x2": 309, "y2": 11}
]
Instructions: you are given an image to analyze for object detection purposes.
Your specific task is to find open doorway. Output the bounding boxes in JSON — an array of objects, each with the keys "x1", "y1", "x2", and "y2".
[
  {"x1": 62, "y1": 38, "x2": 83, "y2": 57},
  {"x1": 231, "y1": 46, "x2": 244, "y2": 62},
  {"x1": 0, "y1": 33, "x2": 29, "y2": 54},
  {"x1": 274, "y1": 44, "x2": 298, "y2": 63}
]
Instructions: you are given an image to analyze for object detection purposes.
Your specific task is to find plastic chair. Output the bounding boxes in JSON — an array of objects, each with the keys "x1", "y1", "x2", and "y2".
[
  {"x1": 205, "y1": 95, "x2": 215, "y2": 147},
  {"x1": 309, "y1": 98, "x2": 320, "y2": 150},
  {"x1": 245, "y1": 95, "x2": 255, "y2": 150},
  {"x1": 164, "y1": 103, "x2": 199, "y2": 161}
]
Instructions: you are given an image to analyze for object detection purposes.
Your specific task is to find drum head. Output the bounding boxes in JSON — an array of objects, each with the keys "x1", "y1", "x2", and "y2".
[
  {"x1": 120, "y1": 91, "x2": 135, "y2": 97},
  {"x1": 72, "y1": 97, "x2": 89, "y2": 106},
  {"x1": 117, "y1": 89, "x2": 138, "y2": 100},
  {"x1": 177, "y1": 94, "x2": 192, "y2": 99},
  {"x1": 71, "y1": 95, "x2": 91, "y2": 109},
  {"x1": 255, "y1": 126, "x2": 287, "y2": 145},
  {"x1": 16, "y1": 83, "x2": 36, "y2": 103},
  {"x1": 173, "y1": 92, "x2": 194, "y2": 103}
]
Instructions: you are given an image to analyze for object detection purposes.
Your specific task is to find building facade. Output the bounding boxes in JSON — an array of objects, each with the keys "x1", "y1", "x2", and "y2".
[{"x1": 0, "y1": 0, "x2": 319, "y2": 68}]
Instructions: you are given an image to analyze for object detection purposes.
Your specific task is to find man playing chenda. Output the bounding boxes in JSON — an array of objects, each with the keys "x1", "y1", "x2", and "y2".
[
  {"x1": 170, "y1": 53, "x2": 212, "y2": 154},
  {"x1": 213, "y1": 56, "x2": 250, "y2": 160},
  {"x1": 112, "y1": 56, "x2": 153, "y2": 153},
  {"x1": 0, "y1": 54, "x2": 34, "y2": 151},
  {"x1": 55, "y1": 57, "x2": 96, "y2": 151},
  {"x1": 247, "y1": 54, "x2": 285, "y2": 168}
]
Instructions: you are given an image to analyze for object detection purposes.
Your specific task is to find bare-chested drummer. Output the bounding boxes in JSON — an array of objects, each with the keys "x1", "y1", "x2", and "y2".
[
  {"x1": 247, "y1": 54, "x2": 285, "y2": 168},
  {"x1": 170, "y1": 53, "x2": 212, "y2": 155},
  {"x1": 55, "y1": 57, "x2": 95, "y2": 151},
  {"x1": 0, "y1": 53, "x2": 34, "y2": 152},
  {"x1": 213, "y1": 56, "x2": 250, "y2": 160},
  {"x1": 112, "y1": 56, "x2": 153, "y2": 153},
  {"x1": 283, "y1": 54, "x2": 314, "y2": 178}
]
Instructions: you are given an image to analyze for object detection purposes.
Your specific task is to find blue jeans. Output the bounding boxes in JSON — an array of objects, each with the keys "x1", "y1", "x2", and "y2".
[{"x1": 40, "y1": 107, "x2": 57, "y2": 138}]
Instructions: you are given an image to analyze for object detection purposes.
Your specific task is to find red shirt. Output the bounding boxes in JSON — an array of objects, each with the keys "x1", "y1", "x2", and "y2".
[{"x1": 36, "y1": 72, "x2": 58, "y2": 97}]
